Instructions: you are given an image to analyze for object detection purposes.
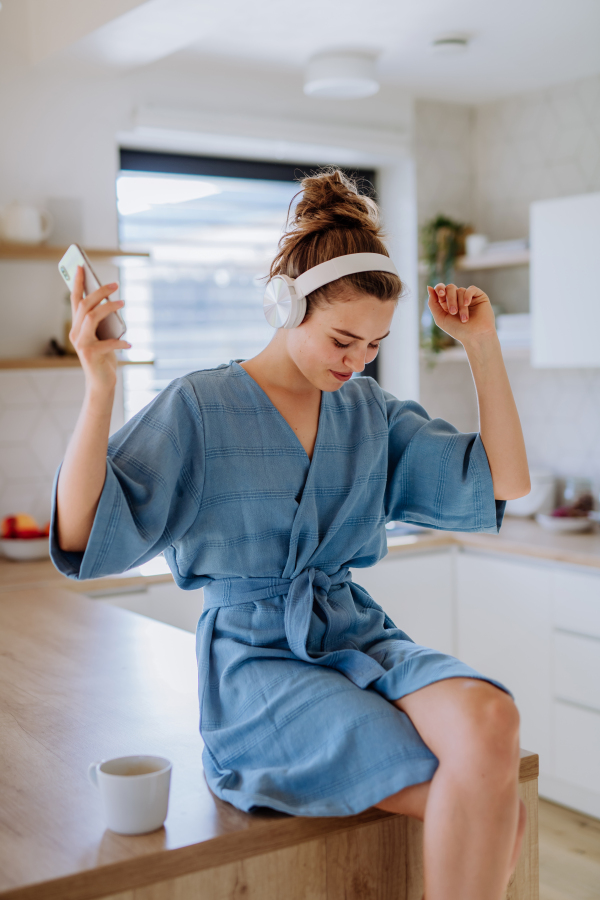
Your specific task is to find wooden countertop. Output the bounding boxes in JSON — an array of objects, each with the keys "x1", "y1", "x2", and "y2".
[
  {"x1": 456, "y1": 516, "x2": 600, "y2": 569},
  {"x1": 2, "y1": 516, "x2": 600, "y2": 598},
  {"x1": 385, "y1": 516, "x2": 600, "y2": 570},
  {"x1": 0, "y1": 585, "x2": 538, "y2": 900},
  {"x1": 376, "y1": 515, "x2": 600, "y2": 571},
  {"x1": 0, "y1": 556, "x2": 174, "y2": 595}
]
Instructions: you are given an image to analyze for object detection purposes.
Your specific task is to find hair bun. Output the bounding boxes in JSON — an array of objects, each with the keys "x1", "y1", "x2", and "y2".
[
  {"x1": 291, "y1": 169, "x2": 379, "y2": 237},
  {"x1": 269, "y1": 167, "x2": 402, "y2": 310}
]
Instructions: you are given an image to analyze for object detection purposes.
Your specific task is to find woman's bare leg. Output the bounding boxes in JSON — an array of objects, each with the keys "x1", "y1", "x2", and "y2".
[{"x1": 374, "y1": 678, "x2": 522, "y2": 900}]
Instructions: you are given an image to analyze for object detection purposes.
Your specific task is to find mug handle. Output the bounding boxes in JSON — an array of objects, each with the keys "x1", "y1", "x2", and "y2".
[
  {"x1": 40, "y1": 210, "x2": 53, "y2": 242},
  {"x1": 88, "y1": 761, "x2": 101, "y2": 788}
]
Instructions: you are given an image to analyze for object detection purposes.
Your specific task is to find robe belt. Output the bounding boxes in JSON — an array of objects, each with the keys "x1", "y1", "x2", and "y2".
[{"x1": 203, "y1": 568, "x2": 387, "y2": 689}]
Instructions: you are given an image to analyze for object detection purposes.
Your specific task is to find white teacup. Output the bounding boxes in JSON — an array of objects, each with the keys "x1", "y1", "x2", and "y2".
[{"x1": 88, "y1": 755, "x2": 172, "y2": 835}]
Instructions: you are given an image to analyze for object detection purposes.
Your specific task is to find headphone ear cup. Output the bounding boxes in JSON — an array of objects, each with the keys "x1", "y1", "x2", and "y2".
[
  {"x1": 283, "y1": 294, "x2": 306, "y2": 329},
  {"x1": 264, "y1": 276, "x2": 306, "y2": 329}
]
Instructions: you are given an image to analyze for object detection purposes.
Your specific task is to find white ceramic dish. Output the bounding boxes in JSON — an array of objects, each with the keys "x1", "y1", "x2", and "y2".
[
  {"x1": 535, "y1": 513, "x2": 594, "y2": 534},
  {"x1": 505, "y1": 470, "x2": 556, "y2": 517},
  {"x1": 0, "y1": 537, "x2": 50, "y2": 560}
]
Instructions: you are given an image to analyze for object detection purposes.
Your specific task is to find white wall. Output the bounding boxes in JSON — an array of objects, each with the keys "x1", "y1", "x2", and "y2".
[
  {"x1": 415, "y1": 75, "x2": 600, "y2": 484},
  {"x1": 415, "y1": 100, "x2": 480, "y2": 432},
  {"x1": 414, "y1": 100, "x2": 475, "y2": 229}
]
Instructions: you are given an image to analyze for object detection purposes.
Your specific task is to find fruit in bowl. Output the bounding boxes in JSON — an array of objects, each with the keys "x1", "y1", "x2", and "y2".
[
  {"x1": 0, "y1": 514, "x2": 50, "y2": 560},
  {"x1": 551, "y1": 492, "x2": 594, "y2": 518},
  {"x1": 536, "y1": 493, "x2": 596, "y2": 533}
]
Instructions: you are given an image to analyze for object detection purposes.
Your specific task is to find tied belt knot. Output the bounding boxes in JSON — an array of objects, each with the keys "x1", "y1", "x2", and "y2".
[{"x1": 203, "y1": 566, "x2": 387, "y2": 689}]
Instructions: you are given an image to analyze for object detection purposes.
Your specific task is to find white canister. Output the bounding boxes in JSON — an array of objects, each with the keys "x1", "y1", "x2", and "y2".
[
  {"x1": 465, "y1": 233, "x2": 489, "y2": 258},
  {"x1": 88, "y1": 755, "x2": 171, "y2": 835},
  {"x1": 505, "y1": 471, "x2": 556, "y2": 518},
  {"x1": 0, "y1": 201, "x2": 53, "y2": 244}
]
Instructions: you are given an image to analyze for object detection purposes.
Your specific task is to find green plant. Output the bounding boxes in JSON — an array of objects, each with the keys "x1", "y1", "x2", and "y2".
[{"x1": 420, "y1": 214, "x2": 467, "y2": 354}]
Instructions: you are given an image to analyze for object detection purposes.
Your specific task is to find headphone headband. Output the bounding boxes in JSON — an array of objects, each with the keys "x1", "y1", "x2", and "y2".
[
  {"x1": 263, "y1": 252, "x2": 399, "y2": 329},
  {"x1": 294, "y1": 252, "x2": 399, "y2": 299}
]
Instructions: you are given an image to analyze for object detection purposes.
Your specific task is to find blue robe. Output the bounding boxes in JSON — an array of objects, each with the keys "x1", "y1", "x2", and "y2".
[{"x1": 51, "y1": 361, "x2": 506, "y2": 817}]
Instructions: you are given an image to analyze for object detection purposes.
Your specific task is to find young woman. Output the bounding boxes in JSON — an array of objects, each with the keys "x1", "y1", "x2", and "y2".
[{"x1": 53, "y1": 170, "x2": 530, "y2": 900}]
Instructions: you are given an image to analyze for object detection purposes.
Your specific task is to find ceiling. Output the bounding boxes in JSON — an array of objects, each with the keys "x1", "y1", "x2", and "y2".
[{"x1": 18, "y1": 0, "x2": 600, "y2": 103}]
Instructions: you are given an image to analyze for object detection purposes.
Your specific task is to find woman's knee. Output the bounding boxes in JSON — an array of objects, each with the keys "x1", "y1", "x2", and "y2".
[{"x1": 447, "y1": 682, "x2": 520, "y2": 775}]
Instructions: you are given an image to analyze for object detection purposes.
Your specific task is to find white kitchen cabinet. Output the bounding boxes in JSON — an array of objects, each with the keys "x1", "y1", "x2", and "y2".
[
  {"x1": 547, "y1": 565, "x2": 600, "y2": 818},
  {"x1": 554, "y1": 631, "x2": 600, "y2": 712},
  {"x1": 530, "y1": 191, "x2": 600, "y2": 367},
  {"x1": 552, "y1": 566, "x2": 600, "y2": 638},
  {"x1": 554, "y1": 701, "x2": 600, "y2": 795},
  {"x1": 456, "y1": 552, "x2": 553, "y2": 773},
  {"x1": 86, "y1": 580, "x2": 204, "y2": 633},
  {"x1": 352, "y1": 550, "x2": 455, "y2": 655}
]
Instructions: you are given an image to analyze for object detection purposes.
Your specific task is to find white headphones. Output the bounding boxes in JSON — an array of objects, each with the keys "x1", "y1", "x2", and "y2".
[{"x1": 263, "y1": 252, "x2": 399, "y2": 329}]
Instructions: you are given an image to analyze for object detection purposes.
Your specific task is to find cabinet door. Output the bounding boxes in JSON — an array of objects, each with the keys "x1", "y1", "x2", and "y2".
[
  {"x1": 351, "y1": 551, "x2": 454, "y2": 655},
  {"x1": 554, "y1": 701, "x2": 600, "y2": 795},
  {"x1": 456, "y1": 552, "x2": 552, "y2": 772},
  {"x1": 87, "y1": 581, "x2": 204, "y2": 633},
  {"x1": 531, "y1": 191, "x2": 600, "y2": 367},
  {"x1": 551, "y1": 566, "x2": 600, "y2": 639}
]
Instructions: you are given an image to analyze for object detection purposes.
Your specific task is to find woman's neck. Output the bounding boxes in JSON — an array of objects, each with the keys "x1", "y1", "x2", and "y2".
[{"x1": 240, "y1": 334, "x2": 318, "y2": 399}]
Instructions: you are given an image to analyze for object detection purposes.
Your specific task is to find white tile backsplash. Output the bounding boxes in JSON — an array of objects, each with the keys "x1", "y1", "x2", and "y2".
[
  {"x1": 0, "y1": 368, "x2": 124, "y2": 526},
  {"x1": 415, "y1": 75, "x2": 600, "y2": 486},
  {"x1": 419, "y1": 355, "x2": 600, "y2": 484},
  {"x1": 474, "y1": 75, "x2": 600, "y2": 240}
]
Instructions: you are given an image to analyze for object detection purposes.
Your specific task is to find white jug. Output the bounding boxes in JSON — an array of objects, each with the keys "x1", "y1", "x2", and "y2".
[{"x1": 0, "y1": 201, "x2": 53, "y2": 244}]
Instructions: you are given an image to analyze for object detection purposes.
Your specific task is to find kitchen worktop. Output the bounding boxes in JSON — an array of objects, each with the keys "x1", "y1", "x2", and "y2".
[{"x1": 1, "y1": 517, "x2": 599, "y2": 596}]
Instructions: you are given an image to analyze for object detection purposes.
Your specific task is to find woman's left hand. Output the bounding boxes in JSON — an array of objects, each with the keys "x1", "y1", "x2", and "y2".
[{"x1": 427, "y1": 283, "x2": 496, "y2": 345}]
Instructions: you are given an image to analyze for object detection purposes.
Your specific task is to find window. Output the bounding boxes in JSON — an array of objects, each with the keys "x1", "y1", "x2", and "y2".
[{"x1": 117, "y1": 151, "x2": 377, "y2": 419}]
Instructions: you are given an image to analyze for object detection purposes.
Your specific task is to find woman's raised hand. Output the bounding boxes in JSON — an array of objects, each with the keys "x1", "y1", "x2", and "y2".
[
  {"x1": 69, "y1": 266, "x2": 131, "y2": 392},
  {"x1": 427, "y1": 283, "x2": 497, "y2": 346}
]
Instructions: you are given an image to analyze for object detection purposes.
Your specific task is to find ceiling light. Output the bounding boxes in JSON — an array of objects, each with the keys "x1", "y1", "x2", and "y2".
[
  {"x1": 304, "y1": 52, "x2": 379, "y2": 100},
  {"x1": 431, "y1": 36, "x2": 470, "y2": 56}
]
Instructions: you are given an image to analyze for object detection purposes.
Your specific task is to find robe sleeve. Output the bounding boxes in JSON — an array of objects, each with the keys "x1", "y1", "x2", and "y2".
[
  {"x1": 50, "y1": 377, "x2": 205, "y2": 581},
  {"x1": 382, "y1": 391, "x2": 505, "y2": 534}
]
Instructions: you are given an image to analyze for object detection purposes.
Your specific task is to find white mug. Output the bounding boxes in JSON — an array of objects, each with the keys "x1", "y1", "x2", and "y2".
[
  {"x1": 0, "y1": 201, "x2": 53, "y2": 244},
  {"x1": 88, "y1": 755, "x2": 172, "y2": 835}
]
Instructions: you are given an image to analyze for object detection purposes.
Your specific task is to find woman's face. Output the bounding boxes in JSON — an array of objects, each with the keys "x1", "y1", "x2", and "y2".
[{"x1": 284, "y1": 292, "x2": 396, "y2": 392}]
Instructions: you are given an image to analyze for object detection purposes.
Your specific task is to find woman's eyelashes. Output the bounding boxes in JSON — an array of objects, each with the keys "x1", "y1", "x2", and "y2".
[{"x1": 332, "y1": 338, "x2": 379, "y2": 350}]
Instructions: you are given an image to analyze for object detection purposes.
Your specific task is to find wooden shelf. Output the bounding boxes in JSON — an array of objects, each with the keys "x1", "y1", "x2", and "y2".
[
  {"x1": 420, "y1": 345, "x2": 530, "y2": 364},
  {"x1": 0, "y1": 357, "x2": 154, "y2": 370},
  {"x1": 0, "y1": 243, "x2": 149, "y2": 262},
  {"x1": 418, "y1": 249, "x2": 530, "y2": 276},
  {"x1": 457, "y1": 249, "x2": 530, "y2": 271}
]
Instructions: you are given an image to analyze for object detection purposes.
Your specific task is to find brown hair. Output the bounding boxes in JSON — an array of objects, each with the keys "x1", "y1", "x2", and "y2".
[{"x1": 269, "y1": 168, "x2": 403, "y2": 318}]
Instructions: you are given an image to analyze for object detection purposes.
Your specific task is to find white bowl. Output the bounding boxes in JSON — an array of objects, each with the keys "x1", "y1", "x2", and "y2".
[
  {"x1": 0, "y1": 537, "x2": 50, "y2": 560},
  {"x1": 505, "y1": 471, "x2": 556, "y2": 517},
  {"x1": 535, "y1": 514, "x2": 593, "y2": 534}
]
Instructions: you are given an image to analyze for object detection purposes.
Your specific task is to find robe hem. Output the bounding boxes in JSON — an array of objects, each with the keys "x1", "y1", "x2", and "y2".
[{"x1": 205, "y1": 755, "x2": 439, "y2": 818}]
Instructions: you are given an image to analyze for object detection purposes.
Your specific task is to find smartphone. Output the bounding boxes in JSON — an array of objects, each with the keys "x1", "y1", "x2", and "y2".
[{"x1": 58, "y1": 243, "x2": 127, "y2": 341}]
